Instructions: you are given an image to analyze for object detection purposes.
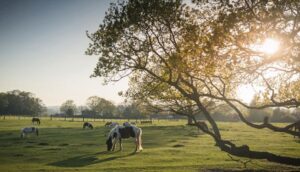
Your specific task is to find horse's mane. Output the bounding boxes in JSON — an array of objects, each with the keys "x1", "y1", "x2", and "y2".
[{"x1": 107, "y1": 125, "x2": 119, "y2": 139}]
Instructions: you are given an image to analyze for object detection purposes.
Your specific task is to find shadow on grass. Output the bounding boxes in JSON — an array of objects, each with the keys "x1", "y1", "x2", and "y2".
[{"x1": 48, "y1": 151, "x2": 135, "y2": 167}]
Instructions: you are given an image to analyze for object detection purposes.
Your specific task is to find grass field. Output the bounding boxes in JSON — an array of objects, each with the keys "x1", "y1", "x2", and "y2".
[{"x1": 0, "y1": 118, "x2": 299, "y2": 172}]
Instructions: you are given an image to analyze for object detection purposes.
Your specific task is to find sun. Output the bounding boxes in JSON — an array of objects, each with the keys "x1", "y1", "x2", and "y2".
[
  {"x1": 236, "y1": 85, "x2": 256, "y2": 104},
  {"x1": 260, "y1": 38, "x2": 280, "y2": 54}
]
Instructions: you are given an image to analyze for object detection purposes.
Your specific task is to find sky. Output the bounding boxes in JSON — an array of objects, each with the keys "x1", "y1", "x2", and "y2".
[{"x1": 0, "y1": 0, "x2": 128, "y2": 106}]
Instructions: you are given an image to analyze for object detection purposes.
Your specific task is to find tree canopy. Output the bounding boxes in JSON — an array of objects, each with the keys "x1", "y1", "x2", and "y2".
[
  {"x1": 60, "y1": 100, "x2": 77, "y2": 116},
  {"x1": 86, "y1": 96, "x2": 116, "y2": 117},
  {"x1": 87, "y1": 0, "x2": 300, "y2": 165},
  {"x1": 0, "y1": 90, "x2": 45, "y2": 116}
]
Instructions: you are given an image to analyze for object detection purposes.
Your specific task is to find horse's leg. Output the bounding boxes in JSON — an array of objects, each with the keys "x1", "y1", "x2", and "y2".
[
  {"x1": 135, "y1": 138, "x2": 138, "y2": 152},
  {"x1": 112, "y1": 139, "x2": 117, "y2": 151},
  {"x1": 138, "y1": 129, "x2": 143, "y2": 151},
  {"x1": 119, "y1": 138, "x2": 122, "y2": 151}
]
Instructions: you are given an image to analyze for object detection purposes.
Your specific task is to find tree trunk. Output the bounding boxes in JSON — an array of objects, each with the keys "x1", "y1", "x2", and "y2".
[
  {"x1": 187, "y1": 116, "x2": 193, "y2": 125},
  {"x1": 216, "y1": 139, "x2": 300, "y2": 166},
  {"x1": 191, "y1": 116, "x2": 300, "y2": 166},
  {"x1": 195, "y1": 99, "x2": 221, "y2": 139},
  {"x1": 189, "y1": 103, "x2": 300, "y2": 166}
]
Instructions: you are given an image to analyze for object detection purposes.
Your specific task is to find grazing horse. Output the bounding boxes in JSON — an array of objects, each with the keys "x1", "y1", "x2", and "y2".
[
  {"x1": 106, "y1": 125, "x2": 143, "y2": 152},
  {"x1": 20, "y1": 127, "x2": 39, "y2": 138},
  {"x1": 83, "y1": 122, "x2": 93, "y2": 129},
  {"x1": 105, "y1": 122, "x2": 119, "y2": 128},
  {"x1": 32, "y1": 117, "x2": 40, "y2": 125}
]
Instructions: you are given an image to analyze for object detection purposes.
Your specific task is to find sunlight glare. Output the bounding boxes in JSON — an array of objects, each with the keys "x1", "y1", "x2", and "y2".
[
  {"x1": 260, "y1": 38, "x2": 280, "y2": 54},
  {"x1": 236, "y1": 85, "x2": 256, "y2": 104}
]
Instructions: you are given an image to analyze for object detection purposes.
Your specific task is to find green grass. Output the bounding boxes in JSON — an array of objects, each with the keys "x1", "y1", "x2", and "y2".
[{"x1": 0, "y1": 119, "x2": 299, "y2": 171}]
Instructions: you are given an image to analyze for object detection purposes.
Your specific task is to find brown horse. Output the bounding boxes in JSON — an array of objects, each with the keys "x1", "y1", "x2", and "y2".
[{"x1": 32, "y1": 117, "x2": 40, "y2": 125}]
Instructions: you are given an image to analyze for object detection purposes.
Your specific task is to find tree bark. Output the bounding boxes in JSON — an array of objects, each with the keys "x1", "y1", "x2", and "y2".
[
  {"x1": 184, "y1": 106, "x2": 300, "y2": 166},
  {"x1": 216, "y1": 139, "x2": 300, "y2": 166},
  {"x1": 195, "y1": 99, "x2": 221, "y2": 139}
]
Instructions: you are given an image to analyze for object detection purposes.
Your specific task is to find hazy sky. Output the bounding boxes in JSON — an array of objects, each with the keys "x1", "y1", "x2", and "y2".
[{"x1": 0, "y1": 0, "x2": 128, "y2": 106}]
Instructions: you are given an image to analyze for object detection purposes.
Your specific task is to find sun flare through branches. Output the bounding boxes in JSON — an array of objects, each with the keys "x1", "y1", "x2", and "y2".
[
  {"x1": 236, "y1": 85, "x2": 256, "y2": 104},
  {"x1": 260, "y1": 38, "x2": 280, "y2": 55}
]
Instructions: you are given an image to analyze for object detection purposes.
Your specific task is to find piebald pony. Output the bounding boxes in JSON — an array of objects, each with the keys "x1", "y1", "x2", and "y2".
[
  {"x1": 20, "y1": 127, "x2": 39, "y2": 138},
  {"x1": 106, "y1": 125, "x2": 143, "y2": 152}
]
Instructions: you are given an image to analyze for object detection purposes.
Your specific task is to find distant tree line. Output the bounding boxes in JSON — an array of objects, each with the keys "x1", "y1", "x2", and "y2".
[
  {"x1": 0, "y1": 90, "x2": 45, "y2": 116},
  {"x1": 2, "y1": 90, "x2": 298, "y2": 122},
  {"x1": 58, "y1": 96, "x2": 150, "y2": 119}
]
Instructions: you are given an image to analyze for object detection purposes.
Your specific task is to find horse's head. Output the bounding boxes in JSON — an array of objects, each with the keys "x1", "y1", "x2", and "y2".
[{"x1": 106, "y1": 136, "x2": 113, "y2": 151}]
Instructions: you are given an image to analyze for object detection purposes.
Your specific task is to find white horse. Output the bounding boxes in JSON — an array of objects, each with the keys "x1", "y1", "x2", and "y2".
[
  {"x1": 106, "y1": 125, "x2": 143, "y2": 152},
  {"x1": 20, "y1": 127, "x2": 39, "y2": 138}
]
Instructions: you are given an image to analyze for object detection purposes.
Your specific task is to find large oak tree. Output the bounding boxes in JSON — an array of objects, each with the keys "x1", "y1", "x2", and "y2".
[{"x1": 87, "y1": 0, "x2": 300, "y2": 165}]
